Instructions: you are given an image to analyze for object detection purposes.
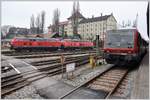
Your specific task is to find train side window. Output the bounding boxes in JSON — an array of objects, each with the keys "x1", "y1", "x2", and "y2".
[{"x1": 33, "y1": 39, "x2": 36, "y2": 41}]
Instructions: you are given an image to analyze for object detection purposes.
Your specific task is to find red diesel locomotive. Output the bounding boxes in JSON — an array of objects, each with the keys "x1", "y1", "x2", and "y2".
[
  {"x1": 10, "y1": 37, "x2": 94, "y2": 51},
  {"x1": 61, "y1": 39, "x2": 94, "y2": 50},
  {"x1": 103, "y1": 28, "x2": 147, "y2": 65}
]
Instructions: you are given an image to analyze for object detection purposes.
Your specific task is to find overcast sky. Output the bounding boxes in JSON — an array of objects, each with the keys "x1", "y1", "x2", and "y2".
[{"x1": 1, "y1": 1, "x2": 149, "y2": 41}]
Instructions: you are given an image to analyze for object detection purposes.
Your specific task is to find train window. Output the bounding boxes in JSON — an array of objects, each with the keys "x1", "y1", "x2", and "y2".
[
  {"x1": 37, "y1": 39, "x2": 42, "y2": 41},
  {"x1": 40, "y1": 38, "x2": 45, "y2": 41},
  {"x1": 16, "y1": 38, "x2": 22, "y2": 41},
  {"x1": 105, "y1": 29, "x2": 134, "y2": 48}
]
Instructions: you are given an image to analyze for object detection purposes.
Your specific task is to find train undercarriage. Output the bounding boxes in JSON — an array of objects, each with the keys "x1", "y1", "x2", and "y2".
[
  {"x1": 11, "y1": 46, "x2": 93, "y2": 52},
  {"x1": 104, "y1": 52, "x2": 146, "y2": 66}
]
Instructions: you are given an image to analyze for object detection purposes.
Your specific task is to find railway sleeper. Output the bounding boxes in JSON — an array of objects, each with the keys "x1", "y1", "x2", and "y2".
[
  {"x1": 1, "y1": 81, "x2": 30, "y2": 97},
  {"x1": 91, "y1": 81, "x2": 117, "y2": 88},
  {"x1": 1, "y1": 73, "x2": 21, "y2": 80},
  {"x1": 15, "y1": 52, "x2": 94, "y2": 59},
  {"x1": 95, "y1": 79, "x2": 119, "y2": 84},
  {"x1": 31, "y1": 55, "x2": 90, "y2": 64},
  {"x1": 100, "y1": 75, "x2": 125, "y2": 79},
  {"x1": 1, "y1": 74, "x2": 23, "y2": 83},
  {"x1": 37, "y1": 58, "x2": 88, "y2": 71},
  {"x1": 103, "y1": 72, "x2": 126, "y2": 76},
  {"x1": 2, "y1": 78, "x2": 27, "y2": 89},
  {"x1": 2, "y1": 70, "x2": 38, "y2": 83},
  {"x1": 87, "y1": 84, "x2": 112, "y2": 92},
  {"x1": 32, "y1": 56, "x2": 87, "y2": 66}
]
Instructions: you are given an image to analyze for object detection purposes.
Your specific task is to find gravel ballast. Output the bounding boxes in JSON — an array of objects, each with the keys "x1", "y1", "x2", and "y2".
[
  {"x1": 3, "y1": 84, "x2": 44, "y2": 99},
  {"x1": 58, "y1": 63, "x2": 112, "y2": 87}
]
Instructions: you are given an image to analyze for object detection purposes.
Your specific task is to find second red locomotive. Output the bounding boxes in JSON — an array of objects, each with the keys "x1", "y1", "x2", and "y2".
[{"x1": 10, "y1": 37, "x2": 94, "y2": 51}]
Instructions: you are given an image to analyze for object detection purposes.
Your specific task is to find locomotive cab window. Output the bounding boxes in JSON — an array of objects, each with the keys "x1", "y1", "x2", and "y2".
[{"x1": 104, "y1": 29, "x2": 134, "y2": 48}]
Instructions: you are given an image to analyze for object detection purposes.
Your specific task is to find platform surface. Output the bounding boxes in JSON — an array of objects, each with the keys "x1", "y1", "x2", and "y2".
[
  {"x1": 2, "y1": 55, "x2": 37, "y2": 73},
  {"x1": 130, "y1": 52, "x2": 149, "y2": 99},
  {"x1": 31, "y1": 64, "x2": 113, "y2": 99},
  {"x1": 32, "y1": 77, "x2": 75, "y2": 99},
  {"x1": 63, "y1": 87, "x2": 108, "y2": 99}
]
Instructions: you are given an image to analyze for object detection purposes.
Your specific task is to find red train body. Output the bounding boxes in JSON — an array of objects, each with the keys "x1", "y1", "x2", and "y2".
[
  {"x1": 10, "y1": 38, "x2": 94, "y2": 51},
  {"x1": 103, "y1": 28, "x2": 147, "y2": 65}
]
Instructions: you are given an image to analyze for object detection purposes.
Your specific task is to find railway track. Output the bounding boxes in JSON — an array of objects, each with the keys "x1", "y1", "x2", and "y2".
[
  {"x1": 14, "y1": 51, "x2": 96, "y2": 59},
  {"x1": 2, "y1": 65, "x2": 13, "y2": 73},
  {"x1": 59, "y1": 66, "x2": 130, "y2": 99},
  {"x1": 1, "y1": 55, "x2": 101, "y2": 98},
  {"x1": 2, "y1": 50, "x2": 53, "y2": 56},
  {"x1": 2, "y1": 49, "x2": 96, "y2": 56},
  {"x1": 30, "y1": 54, "x2": 94, "y2": 66}
]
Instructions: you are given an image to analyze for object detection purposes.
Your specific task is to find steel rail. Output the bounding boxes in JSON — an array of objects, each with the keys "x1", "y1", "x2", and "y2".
[
  {"x1": 104, "y1": 69, "x2": 129, "y2": 99},
  {"x1": 1, "y1": 56, "x2": 99, "y2": 97},
  {"x1": 59, "y1": 66, "x2": 129, "y2": 99},
  {"x1": 59, "y1": 65, "x2": 114, "y2": 99}
]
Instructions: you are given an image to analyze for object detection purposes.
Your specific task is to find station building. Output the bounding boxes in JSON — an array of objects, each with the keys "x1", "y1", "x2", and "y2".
[{"x1": 48, "y1": 12, "x2": 117, "y2": 40}]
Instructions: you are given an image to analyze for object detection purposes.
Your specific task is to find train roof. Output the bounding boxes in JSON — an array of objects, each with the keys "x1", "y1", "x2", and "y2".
[
  {"x1": 118, "y1": 27, "x2": 137, "y2": 30},
  {"x1": 63, "y1": 39, "x2": 92, "y2": 42},
  {"x1": 107, "y1": 28, "x2": 137, "y2": 32},
  {"x1": 14, "y1": 37, "x2": 60, "y2": 41}
]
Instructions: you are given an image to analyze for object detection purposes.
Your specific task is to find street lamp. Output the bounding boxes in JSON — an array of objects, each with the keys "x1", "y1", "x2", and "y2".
[{"x1": 96, "y1": 33, "x2": 100, "y2": 56}]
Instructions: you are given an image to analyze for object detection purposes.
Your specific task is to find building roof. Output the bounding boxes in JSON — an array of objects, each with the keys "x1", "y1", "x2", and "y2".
[
  {"x1": 79, "y1": 15, "x2": 111, "y2": 24},
  {"x1": 68, "y1": 11, "x2": 85, "y2": 20},
  {"x1": 59, "y1": 21, "x2": 68, "y2": 26},
  {"x1": 48, "y1": 21, "x2": 68, "y2": 29}
]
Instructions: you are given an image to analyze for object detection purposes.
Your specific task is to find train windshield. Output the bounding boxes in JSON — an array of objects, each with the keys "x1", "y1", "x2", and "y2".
[{"x1": 104, "y1": 29, "x2": 135, "y2": 48}]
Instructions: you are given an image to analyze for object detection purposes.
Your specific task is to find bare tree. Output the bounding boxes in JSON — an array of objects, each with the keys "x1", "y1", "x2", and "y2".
[
  {"x1": 126, "y1": 20, "x2": 131, "y2": 26},
  {"x1": 122, "y1": 20, "x2": 125, "y2": 27},
  {"x1": 71, "y1": 1, "x2": 80, "y2": 36},
  {"x1": 30, "y1": 14, "x2": 35, "y2": 34},
  {"x1": 30, "y1": 11, "x2": 45, "y2": 34},
  {"x1": 132, "y1": 20, "x2": 136, "y2": 27},
  {"x1": 40, "y1": 11, "x2": 45, "y2": 33},
  {"x1": 52, "y1": 8, "x2": 60, "y2": 34},
  {"x1": 30, "y1": 14, "x2": 35, "y2": 28},
  {"x1": 133, "y1": 13, "x2": 138, "y2": 28},
  {"x1": 71, "y1": 1, "x2": 77, "y2": 34},
  {"x1": 35, "y1": 14, "x2": 41, "y2": 34},
  {"x1": 72, "y1": 1, "x2": 76, "y2": 34}
]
